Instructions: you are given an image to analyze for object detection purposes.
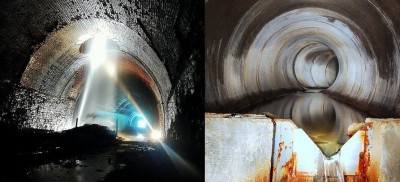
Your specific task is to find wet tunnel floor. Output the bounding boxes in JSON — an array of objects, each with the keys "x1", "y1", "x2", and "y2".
[
  {"x1": 20, "y1": 141, "x2": 197, "y2": 181},
  {"x1": 0, "y1": 124, "x2": 201, "y2": 181},
  {"x1": 241, "y1": 91, "x2": 373, "y2": 157}
]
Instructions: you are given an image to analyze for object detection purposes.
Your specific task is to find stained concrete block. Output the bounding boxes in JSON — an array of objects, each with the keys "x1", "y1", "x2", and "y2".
[
  {"x1": 293, "y1": 129, "x2": 325, "y2": 177},
  {"x1": 272, "y1": 120, "x2": 296, "y2": 181},
  {"x1": 367, "y1": 118, "x2": 400, "y2": 181},
  {"x1": 205, "y1": 113, "x2": 273, "y2": 182},
  {"x1": 339, "y1": 131, "x2": 365, "y2": 175},
  {"x1": 272, "y1": 120, "x2": 325, "y2": 181},
  {"x1": 206, "y1": 115, "x2": 400, "y2": 181}
]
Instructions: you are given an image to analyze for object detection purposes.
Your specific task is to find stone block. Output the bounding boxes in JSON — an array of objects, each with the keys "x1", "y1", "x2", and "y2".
[{"x1": 205, "y1": 113, "x2": 274, "y2": 182}]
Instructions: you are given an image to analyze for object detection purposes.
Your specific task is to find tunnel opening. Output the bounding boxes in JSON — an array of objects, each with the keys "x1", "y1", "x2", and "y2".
[
  {"x1": 73, "y1": 37, "x2": 163, "y2": 141},
  {"x1": 294, "y1": 43, "x2": 339, "y2": 91},
  {"x1": 72, "y1": 64, "x2": 162, "y2": 141},
  {"x1": 19, "y1": 19, "x2": 171, "y2": 135}
]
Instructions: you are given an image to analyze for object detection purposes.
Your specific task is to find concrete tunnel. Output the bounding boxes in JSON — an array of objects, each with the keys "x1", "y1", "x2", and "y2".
[
  {"x1": 0, "y1": 0, "x2": 203, "y2": 181},
  {"x1": 205, "y1": 0, "x2": 400, "y2": 158},
  {"x1": 205, "y1": 0, "x2": 400, "y2": 181},
  {"x1": 205, "y1": 0, "x2": 400, "y2": 118}
]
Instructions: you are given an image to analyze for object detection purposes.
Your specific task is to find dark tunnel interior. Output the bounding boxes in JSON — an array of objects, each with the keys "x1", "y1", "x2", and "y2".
[{"x1": 0, "y1": 0, "x2": 204, "y2": 181}]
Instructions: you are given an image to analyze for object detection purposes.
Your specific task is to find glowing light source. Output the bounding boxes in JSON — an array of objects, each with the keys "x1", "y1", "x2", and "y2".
[
  {"x1": 151, "y1": 130, "x2": 162, "y2": 141},
  {"x1": 137, "y1": 133, "x2": 145, "y2": 140},
  {"x1": 137, "y1": 119, "x2": 147, "y2": 128},
  {"x1": 89, "y1": 34, "x2": 108, "y2": 68}
]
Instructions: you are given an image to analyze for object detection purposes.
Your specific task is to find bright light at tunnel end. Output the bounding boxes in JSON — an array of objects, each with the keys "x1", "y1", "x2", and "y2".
[
  {"x1": 137, "y1": 119, "x2": 147, "y2": 128},
  {"x1": 151, "y1": 130, "x2": 162, "y2": 141}
]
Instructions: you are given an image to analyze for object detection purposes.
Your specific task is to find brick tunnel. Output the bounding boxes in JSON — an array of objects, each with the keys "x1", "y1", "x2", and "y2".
[
  {"x1": 205, "y1": 0, "x2": 400, "y2": 181},
  {"x1": 0, "y1": 0, "x2": 203, "y2": 181}
]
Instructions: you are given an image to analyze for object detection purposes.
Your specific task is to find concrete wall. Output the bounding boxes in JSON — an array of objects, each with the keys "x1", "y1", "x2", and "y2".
[{"x1": 205, "y1": 114, "x2": 400, "y2": 181}]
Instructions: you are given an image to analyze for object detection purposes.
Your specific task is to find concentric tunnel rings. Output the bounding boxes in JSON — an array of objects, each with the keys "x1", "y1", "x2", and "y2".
[
  {"x1": 294, "y1": 43, "x2": 338, "y2": 89},
  {"x1": 227, "y1": 8, "x2": 375, "y2": 107},
  {"x1": 206, "y1": 6, "x2": 400, "y2": 117}
]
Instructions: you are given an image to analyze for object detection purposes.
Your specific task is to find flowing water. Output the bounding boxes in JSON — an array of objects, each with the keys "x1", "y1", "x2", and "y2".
[
  {"x1": 243, "y1": 92, "x2": 372, "y2": 157},
  {"x1": 323, "y1": 156, "x2": 344, "y2": 182}
]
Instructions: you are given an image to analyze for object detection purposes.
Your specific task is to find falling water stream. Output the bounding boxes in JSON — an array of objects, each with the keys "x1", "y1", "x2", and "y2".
[{"x1": 323, "y1": 155, "x2": 344, "y2": 182}]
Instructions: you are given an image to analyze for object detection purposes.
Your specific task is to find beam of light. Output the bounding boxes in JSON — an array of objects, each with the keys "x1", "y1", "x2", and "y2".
[
  {"x1": 160, "y1": 142, "x2": 201, "y2": 179},
  {"x1": 109, "y1": 75, "x2": 157, "y2": 133},
  {"x1": 120, "y1": 84, "x2": 155, "y2": 131},
  {"x1": 80, "y1": 35, "x2": 157, "y2": 139},
  {"x1": 105, "y1": 62, "x2": 116, "y2": 77},
  {"x1": 76, "y1": 34, "x2": 111, "y2": 127},
  {"x1": 137, "y1": 119, "x2": 147, "y2": 128},
  {"x1": 151, "y1": 130, "x2": 162, "y2": 141},
  {"x1": 76, "y1": 68, "x2": 94, "y2": 126},
  {"x1": 83, "y1": 41, "x2": 199, "y2": 179}
]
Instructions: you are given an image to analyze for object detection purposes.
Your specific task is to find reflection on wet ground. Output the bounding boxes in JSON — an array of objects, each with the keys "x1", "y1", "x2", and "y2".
[
  {"x1": 242, "y1": 92, "x2": 371, "y2": 157},
  {"x1": 28, "y1": 149, "x2": 117, "y2": 182},
  {"x1": 1, "y1": 124, "x2": 201, "y2": 181},
  {"x1": 27, "y1": 142, "x2": 156, "y2": 181},
  {"x1": 26, "y1": 142, "x2": 196, "y2": 181}
]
